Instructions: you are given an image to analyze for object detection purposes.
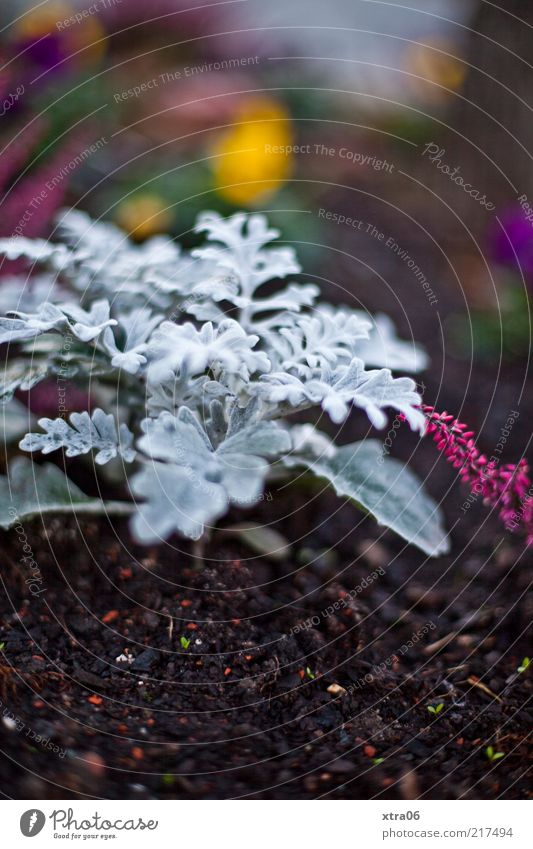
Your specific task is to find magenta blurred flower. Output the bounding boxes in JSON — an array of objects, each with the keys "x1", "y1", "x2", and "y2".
[
  {"x1": 23, "y1": 379, "x2": 90, "y2": 419},
  {"x1": 1, "y1": 130, "x2": 86, "y2": 239},
  {"x1": 0, "y1": 122, "x2": 93, "y2": 280}
]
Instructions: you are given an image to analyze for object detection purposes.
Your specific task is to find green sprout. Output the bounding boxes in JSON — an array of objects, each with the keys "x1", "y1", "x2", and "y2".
[
  {"x1": 517, "y1": 657, "x2": 530, "y2": 673},
  {"x1": 427, "y1": 702, "x2": 444, "y2": 716},
  {"x1": 162, "y1": 774, "x2": 174, "y2": 787},
  {"x1": 305, "y1": 666, "x2": 315, "y2": 680},
  {"x1": 180, "y1": 636, "x2": 191, "y2": 650},
  {"x1": 372, "y1": 757, "x2": 384, "y2": 765},
  {"x1": 485, "y1": 745, "x2": 504, "y2": 763},
  {"x1": 0, "y1": 642, "x2": 5, "y2": 651}
]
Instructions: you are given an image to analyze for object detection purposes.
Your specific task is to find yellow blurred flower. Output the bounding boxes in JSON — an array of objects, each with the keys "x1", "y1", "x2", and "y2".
[
  {"x1": 15, "y1": 2, "x2": 71, "y2": 38},
  {"x1": 14, "y1": 2, "x2": 107, "y2": 67},
  {"x1": 116, "y1": 194, "x2": 173, "y2": 241},
  {"x1": 211, "y1": 97, "x2": 293, "y2": 206},
  {"x1": 405, "y1": 38, "x2": 466, "y2": 101}
]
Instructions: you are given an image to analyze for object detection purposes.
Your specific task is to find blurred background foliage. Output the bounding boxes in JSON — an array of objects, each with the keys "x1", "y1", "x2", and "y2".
[{"x1": 0, "y1": 0, "x2": 531, "y2": 371}]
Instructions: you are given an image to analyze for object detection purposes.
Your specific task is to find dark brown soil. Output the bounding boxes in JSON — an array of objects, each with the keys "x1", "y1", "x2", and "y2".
[{"x1": 0, "y1": 473, "x2": 531, "y2": 799}]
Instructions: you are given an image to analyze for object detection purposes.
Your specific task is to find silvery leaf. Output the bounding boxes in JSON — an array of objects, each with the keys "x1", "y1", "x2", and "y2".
[
  {"x1": 0, "y1": 303, "x2": 67, "y2": 343},
  {"x1": 146, "y1": 319, "x2": 270, "y2": 384},
  {"x1": 0, "y1": 237, "x2": 70, "y2": 265},
  {"x1": 0, "y1": 457, "x2": 133, "y2": 530},
  {"x1": 219, "y1": 422, "x2": 291, "y2": 458},
  {"x1": 20, "y1": 408, "x2": 136, "y2": 465},
  {"x1": 102, "y1": 307, "x2": 162, "y2": 374},
  {"x1": 130, "y1": 462, "x2": 227, "y2": 542},
  {"x1": 0, "y1": 362, "x2": 49, "y2": 403},
  {"x1": 355, "y1": 313, "x2": 428, "y2": 373},
  {"x1": 289, "y1": 424, "x2": 336, "y2": 460},
  {"x1": 257, "y1": 359, "x2": 425, "y2": 430},
  {"x1": 0, "y1": 398, "x2": 35, "y2": 443},
  {"x1": 193, "y1": 211, "x2": 300, "y2": 299},
  {"x1": 60, "y1": 299, "x2": 117, "y2": 342},
  {"x1": 263, "y1": 308, "x2": 371, "y2": 374},
  {"x1": 295, "y1": 439, "x2": 449, "y2": 557}
]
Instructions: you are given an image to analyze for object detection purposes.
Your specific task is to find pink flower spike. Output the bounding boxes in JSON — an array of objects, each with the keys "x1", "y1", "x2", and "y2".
[{"x1": 421, "y1": 405, "x2": 532, "y2": 545}]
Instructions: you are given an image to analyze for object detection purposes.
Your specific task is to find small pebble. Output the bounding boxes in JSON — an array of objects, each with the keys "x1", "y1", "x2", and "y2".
[
  {"x1": 81, "y1": 752, "x2": 106, "y2": 778},
  {"x1": 327, "y1": 683, "x2": 347, "y2": 696}
]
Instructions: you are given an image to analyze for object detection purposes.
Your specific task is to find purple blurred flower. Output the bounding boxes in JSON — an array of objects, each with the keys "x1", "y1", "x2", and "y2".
[
  {"x1": 490, "y1": 207, "x2": 533, "y2": 281},
  {"x1": 16, "y1": 31, "x2": 67, "y2": 72},
  {"x1": 11, "y1": 4, "x2": 106, "y2": 76}
]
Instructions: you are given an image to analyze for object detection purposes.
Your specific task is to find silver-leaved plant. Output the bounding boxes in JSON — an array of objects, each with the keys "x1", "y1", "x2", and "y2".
[{"x1": 0, "y1": 210, "x2": 448, "y2": 556}]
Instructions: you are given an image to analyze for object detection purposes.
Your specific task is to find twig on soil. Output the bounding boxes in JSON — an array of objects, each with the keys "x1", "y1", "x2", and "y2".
[
  {"x1": 466, "y1": 676, "x2": 503, "y2": 703},
  {"x1": 423, "y1": 631, "x2": 459, "y2": 655}
]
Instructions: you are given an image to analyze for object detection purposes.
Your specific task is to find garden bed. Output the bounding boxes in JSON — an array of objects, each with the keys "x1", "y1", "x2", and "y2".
[{"x1": 0, "y1": 477, "x2": 530, "y2": 800}]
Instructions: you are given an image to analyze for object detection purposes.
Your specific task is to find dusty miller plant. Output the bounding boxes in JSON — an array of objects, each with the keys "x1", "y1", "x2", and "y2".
[{"x1": 0, "y1": 210, "x2": 449, "y2": 556}]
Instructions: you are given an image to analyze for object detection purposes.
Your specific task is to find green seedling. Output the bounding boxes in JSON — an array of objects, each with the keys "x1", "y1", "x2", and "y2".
[
  {"x1": 305, "y1": 666, "x2": 315, "y2": 680},
  {"x1": 180, "y1": 636, "x2": 191, "y2": 650},
  {"x1": 427, "y1": 702, "x2": 444, "y2": 716},
  {"x1": 372, "y1": 757, "x2": 384, "y2": 765},
  {"x1": 485, "y1": 745, "x2": 504, "y2": 763},
  {"x1": 517, "y1": 657, "x2": 530, "y2": 673}
]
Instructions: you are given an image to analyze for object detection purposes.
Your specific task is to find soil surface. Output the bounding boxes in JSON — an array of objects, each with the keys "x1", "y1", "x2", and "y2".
[{"x1": 0, "y1": 474, "x2": 531, "y2": 799}]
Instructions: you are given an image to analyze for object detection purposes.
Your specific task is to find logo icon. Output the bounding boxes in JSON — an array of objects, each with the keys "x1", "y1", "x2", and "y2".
[{"x1": 20, "y1": 810, "x2": 46, "y2": 837}]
